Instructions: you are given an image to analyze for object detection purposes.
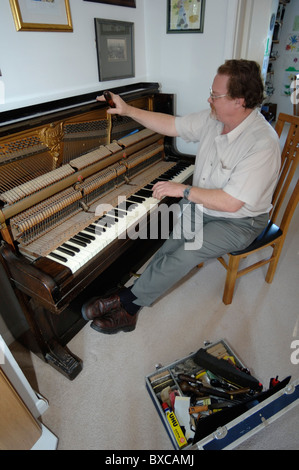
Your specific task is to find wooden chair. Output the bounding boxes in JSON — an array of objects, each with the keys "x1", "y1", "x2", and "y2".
[{"x1": 217, "y1": 113, "x2": 299, "y2": 305}]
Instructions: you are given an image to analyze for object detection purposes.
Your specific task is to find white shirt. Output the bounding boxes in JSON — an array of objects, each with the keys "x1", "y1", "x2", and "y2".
[{"x1": 175, "y1": 108, "x2": 281, "y2": 218}]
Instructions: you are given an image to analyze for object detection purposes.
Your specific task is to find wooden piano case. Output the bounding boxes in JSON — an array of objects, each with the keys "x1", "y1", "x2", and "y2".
[{"x1": 0, "y1": 83, "x2": 194, "y2": 379}]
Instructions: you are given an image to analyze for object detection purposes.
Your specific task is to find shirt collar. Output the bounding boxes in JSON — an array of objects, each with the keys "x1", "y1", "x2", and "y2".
[{"x1": 223, "y1": 108, "x2": 259, "y2": 144}]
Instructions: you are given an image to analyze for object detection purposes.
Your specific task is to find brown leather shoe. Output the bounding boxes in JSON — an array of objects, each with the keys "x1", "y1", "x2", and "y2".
[
  {"x1": 90, "y1": 307, "x2": 137, "y2": 334},
  {"x1": 81, "y1": 294, "x2": 121, "y2": 321}
]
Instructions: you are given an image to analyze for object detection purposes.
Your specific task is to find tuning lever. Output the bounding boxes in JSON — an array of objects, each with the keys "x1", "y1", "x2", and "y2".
[{"x1": 103, "y1": 91, "x2": 116, "y2": 108}]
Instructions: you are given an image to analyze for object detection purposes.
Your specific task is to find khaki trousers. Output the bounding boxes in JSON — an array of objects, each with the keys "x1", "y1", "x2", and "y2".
[{"x1": 131, "y1": 200, "x2": 268, "y2": 307}]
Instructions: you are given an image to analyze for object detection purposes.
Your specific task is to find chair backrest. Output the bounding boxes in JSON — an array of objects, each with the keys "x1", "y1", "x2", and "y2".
[{"x1": 271, "y1": 113, "x2": 299, "y2": 225}]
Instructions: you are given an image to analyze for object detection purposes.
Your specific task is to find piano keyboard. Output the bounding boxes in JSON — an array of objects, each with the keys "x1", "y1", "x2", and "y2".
[{"x1": 46, "y1": 161, "x2": 194, "y2": 273}]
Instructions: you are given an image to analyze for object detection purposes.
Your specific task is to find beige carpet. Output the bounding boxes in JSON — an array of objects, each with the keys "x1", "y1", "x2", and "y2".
[{"x1": 11, "y1": 197, "x2": 299, "y2": 451}]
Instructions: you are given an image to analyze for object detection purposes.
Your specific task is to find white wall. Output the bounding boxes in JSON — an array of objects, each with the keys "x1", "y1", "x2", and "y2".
[
  {"x1": 0, "y1": 0, "x2": 236, "y2": 116},
  {"x1": 144, "y1": 0, "x2": 234, "y2": 110},
  {"x1": 144, "y1": 0, "x2": 236, "y2": 154},
  {"x1": 0, "y1": 0, "x2": 147, "y2": 110}
]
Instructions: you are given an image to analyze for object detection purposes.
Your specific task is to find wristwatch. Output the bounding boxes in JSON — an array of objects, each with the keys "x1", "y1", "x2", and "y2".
[{"x1": 183, "y1": 186, "x2": 192, "y2": 200}]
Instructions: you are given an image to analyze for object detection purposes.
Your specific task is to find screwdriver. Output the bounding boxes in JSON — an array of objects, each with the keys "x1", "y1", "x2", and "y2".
[{"x1": 189, "y1": 402, "x2": 233, "y2": 414}]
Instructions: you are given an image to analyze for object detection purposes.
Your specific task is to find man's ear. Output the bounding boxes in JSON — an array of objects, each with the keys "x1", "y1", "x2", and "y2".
[{"x1": 235, "y1": 97, "x2": 246, "y2": 108}]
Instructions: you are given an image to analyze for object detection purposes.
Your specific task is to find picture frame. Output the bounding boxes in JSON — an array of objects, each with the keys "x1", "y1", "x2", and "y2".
[
  {"x1": 84, "y1": 0, "x2": 136, "y2": 7},
  {"x1": 94, "y1": 18, "x2": 135, "y2": 81},
  {"x1": 167, "y1": 0, "x2": 205, "y2": 34},
  {"x1": 9, "y1": 0, "x2": 73, "y2": 32}
]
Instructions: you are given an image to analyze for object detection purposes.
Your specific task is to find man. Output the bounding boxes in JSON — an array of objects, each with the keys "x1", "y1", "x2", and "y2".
[{"x1": 82, "y1": 60, "x2": 281, "y2": 334}]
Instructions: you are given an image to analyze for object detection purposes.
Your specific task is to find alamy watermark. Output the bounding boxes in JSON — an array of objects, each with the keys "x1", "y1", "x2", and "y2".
[
  {"x1": 291, "y1": 340, "x2": 299, "y2": 365},
  {"x1": 95, "y1": 197, "x2": 203, "y2": 251}
]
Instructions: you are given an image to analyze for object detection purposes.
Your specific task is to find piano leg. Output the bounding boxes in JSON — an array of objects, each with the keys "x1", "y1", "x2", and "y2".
[
  {"x1": 15, "y1": 292, "x2": 83, "y2": 381},
  {"x1": 45, "y1": 339, "x2": 83, "y2": 381}
]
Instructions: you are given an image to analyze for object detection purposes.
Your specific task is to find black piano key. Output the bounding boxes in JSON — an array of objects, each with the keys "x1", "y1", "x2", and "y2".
[
  {"x1": 49, "y1": 252, "x2": 68, "y2": 263},
  {"x1": 62, "y1": 243, "x2": 80, "y2": 253},
  {"x1": 78, "y1": 231, "x2": 96, "y2": 241},
  {"x1": 57, "y1": 247, "x2": 75, "y2": 257},
  {"x1": 90, "y1": 223, "x2": 106, "y2": 235},
  {"x1": 84, "y1": 226, "x2": 96, "y2": 234},
  {"x1": 118, "y1": 200, "x2": 138, "y2": 211},
  {"x1": 96, "y1": 221, "x2": 113, "y2": 229},
  {"x1": 96, "y1": 215, "x2": 117, "y2": 227},
  {"x1": 91, "y1": 224, "x2": 106, "y2": 234},
  {"x1": 69, "y1": 237, "x2": 87, "y2": 247},
  {"x1": 126, "y1": 196, "x2": 143, "y2": 205},
  {"x1": 112, "y1": 209, "x2": 126, "y2": 218},
  {"x1": 73, "y1": 234, "x2": 91, "y2": 244},
  {"x1": 90, "y1": 221, "x2": 106, "y2": 230},
  {"x1": 134, "y1": 190, "x2": 149, "y2": 198},
  {"x1": 152, "y1": 177, "x2": 168, "y2": 183}
]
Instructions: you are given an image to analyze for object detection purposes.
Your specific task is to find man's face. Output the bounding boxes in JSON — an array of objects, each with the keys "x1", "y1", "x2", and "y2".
[{"x1": 208, "y1": 74, "x2": 234, "y2": 122}]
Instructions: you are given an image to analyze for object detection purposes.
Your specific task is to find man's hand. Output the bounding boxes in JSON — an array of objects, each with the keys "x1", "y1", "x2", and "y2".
[
  {"x1": 152, "y1": 181, "x2": 185, "y2": 200},
  {"x1": 96, "y1": 92, "x2": 129, "y2": 116}
]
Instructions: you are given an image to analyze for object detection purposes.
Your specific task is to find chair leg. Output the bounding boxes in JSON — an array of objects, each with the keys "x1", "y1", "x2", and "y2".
[
  {"x1": 265, "y1": 241, "x2": 283, "y2": 283},
  {"x1": 222, "y1": 255, "x2": 241, "y2": 305}
]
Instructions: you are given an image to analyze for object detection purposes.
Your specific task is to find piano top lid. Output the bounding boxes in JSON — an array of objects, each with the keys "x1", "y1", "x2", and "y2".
[{"x1": 0, "y1": 82, "x2": 161, "y2": 137}]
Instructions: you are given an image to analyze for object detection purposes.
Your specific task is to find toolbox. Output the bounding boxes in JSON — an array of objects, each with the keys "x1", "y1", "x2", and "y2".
[{"x1": 145, "y1": 340, "x2": 299, "y2": 450}]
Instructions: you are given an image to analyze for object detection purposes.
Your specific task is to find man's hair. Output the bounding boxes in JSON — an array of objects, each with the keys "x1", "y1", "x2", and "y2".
[{"x1": 217, "y1": 59, "x2": 265, "y2": 109}]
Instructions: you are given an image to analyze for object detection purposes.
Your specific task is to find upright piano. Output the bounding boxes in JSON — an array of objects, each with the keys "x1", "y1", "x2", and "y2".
[{"x1": 0, "y1": 83, "x2": 194, "y2": 379}]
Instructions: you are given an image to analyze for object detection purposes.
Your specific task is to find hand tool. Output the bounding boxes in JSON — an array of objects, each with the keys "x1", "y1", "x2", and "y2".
[
  {"x1": 178, "y1": 375, "x2": 246, "y2": 401},
  {"x1": 189, "y1": 402, "x2": 233, "y2": 414},
  {"x1": 103, "y1": 90, "x2": 116, "y2": 108}
]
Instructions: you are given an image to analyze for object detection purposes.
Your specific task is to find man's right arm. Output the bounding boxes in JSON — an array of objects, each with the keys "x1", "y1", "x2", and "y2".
[{"x1": 97, "y1": 92, "x2": 178, "y2": 137}]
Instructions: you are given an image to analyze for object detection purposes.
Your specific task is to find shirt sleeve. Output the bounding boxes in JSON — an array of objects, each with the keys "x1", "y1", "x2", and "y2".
[{"x1": 175, "y1": 110, "x2": 214, "y2": 142}]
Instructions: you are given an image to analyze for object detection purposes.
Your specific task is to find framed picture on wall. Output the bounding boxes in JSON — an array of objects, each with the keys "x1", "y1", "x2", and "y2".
[
  {"x1": 84, "y1": 0, "x2": 136, "y2": 7},
  {"x1": 9, "y1": 0, "x2": 73, "y2": 32},
  {"x1": 167, "y1": 0, "x2": 205, "y2": 34},
  {"x1": 95, "y1": 18, "x2": 135, "y2": 81}
]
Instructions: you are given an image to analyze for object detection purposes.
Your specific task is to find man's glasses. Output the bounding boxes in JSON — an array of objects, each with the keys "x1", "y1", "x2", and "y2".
[{"x1": 209, "y1": 88, "x2": 228, "y2": 101}]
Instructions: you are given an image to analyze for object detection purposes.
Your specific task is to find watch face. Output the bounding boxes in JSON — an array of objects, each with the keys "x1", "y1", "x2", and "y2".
[{"x1": 184, "y1": 187, "x2": 190, "y2": 199}]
